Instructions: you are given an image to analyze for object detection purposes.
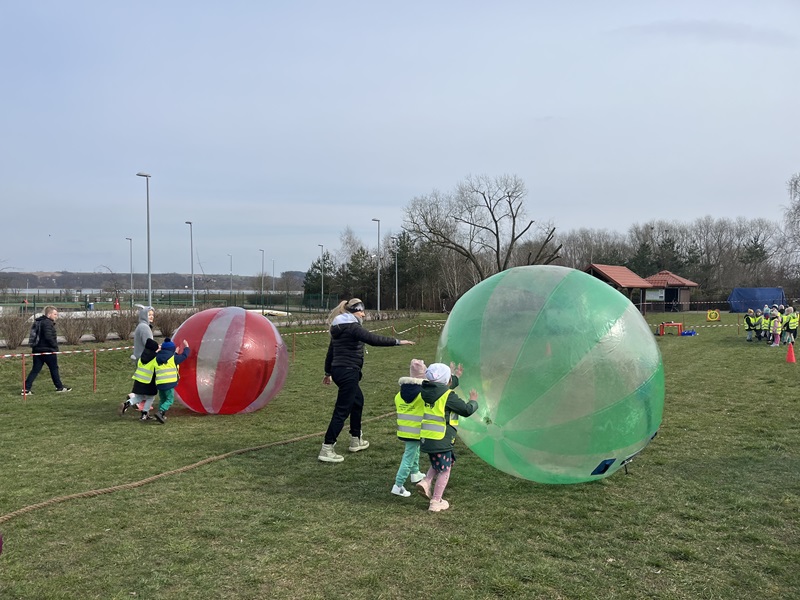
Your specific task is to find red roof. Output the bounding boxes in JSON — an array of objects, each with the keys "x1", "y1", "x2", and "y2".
[
  {"x1": 584, "y1": 264, "x2": 653, "y2": 289},
  {"x1": 645, "y1": 270, "x2": 699, "y2": 288}
]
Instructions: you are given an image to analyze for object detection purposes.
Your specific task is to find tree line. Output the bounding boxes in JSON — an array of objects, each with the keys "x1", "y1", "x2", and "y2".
[{"x1": 303, "y1": 173, "x2": 800, "y2": 310}]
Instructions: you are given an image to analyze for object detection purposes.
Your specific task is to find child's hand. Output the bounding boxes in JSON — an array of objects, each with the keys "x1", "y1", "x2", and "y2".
[
  {"x1": 182, "y1": 339, "x2": 190, "y2": 349},
  {"x1": 468, "y1": 389, "x2": 478, "y2": 401},
  {"x1": 450, "y1": 362, "x2": 464, "y2": 378}
]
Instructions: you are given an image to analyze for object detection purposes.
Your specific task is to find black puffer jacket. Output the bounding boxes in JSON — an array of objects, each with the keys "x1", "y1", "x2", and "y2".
[
  {"x1": 32, "y1": 315, "x2": 59, "y2": 353},
  {"x1": 324, "y1": 313, "x2": 399, "y2": 373}
]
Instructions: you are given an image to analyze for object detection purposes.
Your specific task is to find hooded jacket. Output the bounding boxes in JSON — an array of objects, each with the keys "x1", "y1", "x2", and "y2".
[
  {"x1": 324, "y1": 312, "x2": 399, "y2": 373},
  {"x1": 132, "y1": 306, "x2": 154, "y2": 360},
  {"x1": 32, "y1": 314, "x2": 59, "y2": 353},
  {"x1": 418, "y1": 379, "x2": 477, "y2": 454}
]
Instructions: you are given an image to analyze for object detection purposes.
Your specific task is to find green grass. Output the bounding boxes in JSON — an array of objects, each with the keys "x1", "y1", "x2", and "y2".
[{"x1": 1, "y1": 313, "x2": 798, "y2": 599}]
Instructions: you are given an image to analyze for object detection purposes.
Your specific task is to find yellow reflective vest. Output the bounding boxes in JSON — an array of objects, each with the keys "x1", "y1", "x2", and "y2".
[
  {"x1": 155, "y1": 356, "x2": 179, "y2": 386},
  {"x1": 132, "y1": 357, "x2": 157, "y2": 383},
  {"x1": 395, "y1": 391, "x2": 424, "y2": 440},
  {"x1": 789, "y1": 313, "x2": 799, "y2": 330},
  {"x1": 772, "y1": 316, "x2": 783, "y2": 335},
  {"x1": 420, "y1": 389, "x2": 458, "y2": 441}
]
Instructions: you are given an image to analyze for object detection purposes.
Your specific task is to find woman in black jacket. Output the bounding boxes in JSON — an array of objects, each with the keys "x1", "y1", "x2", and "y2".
[{"x1": 319, "y1": 298, "x2": 415, "y2": 463}]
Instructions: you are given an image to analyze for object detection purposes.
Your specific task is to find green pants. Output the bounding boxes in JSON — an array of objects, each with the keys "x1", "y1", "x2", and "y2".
[{"x1": 158, "y1": 388, "x2": 175, "y2": 412}]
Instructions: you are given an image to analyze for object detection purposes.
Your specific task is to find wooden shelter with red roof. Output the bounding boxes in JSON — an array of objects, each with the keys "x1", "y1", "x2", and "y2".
[
  {"x1": 644, "y1": 270, "x2": 699, "y2": 312},
  {"x1": 583, "y1": 264, "x2": 653, "y2": 312}
]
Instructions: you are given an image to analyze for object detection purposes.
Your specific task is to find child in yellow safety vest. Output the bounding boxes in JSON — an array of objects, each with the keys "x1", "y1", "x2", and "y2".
[
  {"x1": 119, "y1": 338, "x2": 160, "y2": 421},
  {"x1": 153, "y1": 337, "x2": 191, "y2": 424},
  {"x1": 770, "y1": 309, "x2": 782, "y2": 347},
  {"x1": 416, "y1": 363, "x2": 478, "y2": 513},
  {"x1": 391, "y1": 359, "x2": 429, "y2": 498},
  {"x1": 782, "y1": 306, "x2": 797, "y2": 344},
  {"x1": 761, "y1": 309, "x2": 772, "y2": 344},
  {"x1": 754, "y1": 309, "x2": 764, "y2": 342},
  {"x1": 744, "y1": 309, "x2": 757, "y2": 342}
]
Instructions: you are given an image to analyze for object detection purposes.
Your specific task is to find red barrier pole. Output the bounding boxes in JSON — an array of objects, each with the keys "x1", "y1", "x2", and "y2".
[{"x1": 93, "y1": 349, "x2": 97, "y2": 392}]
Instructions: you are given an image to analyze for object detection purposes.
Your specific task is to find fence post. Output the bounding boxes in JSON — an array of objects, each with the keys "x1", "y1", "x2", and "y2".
[
  {"x1": 22, "y1": 353, "x2": 27, "y2": 402},
  {"x1": 93, "y1": 349, "x2": 97, "y2": 392},
  {"x1": 292, "y1": 333, "x2": 296, "y2": 363}
]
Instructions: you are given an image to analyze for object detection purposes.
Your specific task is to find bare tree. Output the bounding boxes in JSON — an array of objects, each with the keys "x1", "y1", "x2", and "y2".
[
  {"x1": 780, "y1": 172, "x2": 800, "y2": 275},
  {"x1": 404, "y1": 174, "x2": 560, "y2": 281}
]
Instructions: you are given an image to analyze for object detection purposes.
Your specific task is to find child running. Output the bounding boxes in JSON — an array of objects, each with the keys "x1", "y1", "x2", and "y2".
[
  {"x1": 120, "y1": 338, "x2": 160, "y2": 421},
  {"x1": 416, "y1": 362, "x2": 478, "y2": 512},
  {"x1": 153, "y1": 337, "x2": 191, "y2": 424},
  {"x1": 391, "y1": 359, "x2": 429, "y2": 498}
]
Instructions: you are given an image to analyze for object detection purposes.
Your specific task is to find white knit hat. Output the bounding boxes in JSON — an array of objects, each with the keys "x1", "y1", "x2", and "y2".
[{"x1": 426, "y1": 363, "x2": 451, "y2": 384}]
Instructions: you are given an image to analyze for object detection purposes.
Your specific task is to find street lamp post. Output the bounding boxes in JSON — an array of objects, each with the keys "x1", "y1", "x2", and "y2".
[
  {"x1": 125, "y1": 237, "x2": 133, "y2": 308},
  {"x1": 259, "y1": 248, "x2": 265, "y2": 315},
  {"x1": 135, "y1": 172, "x2": 152, "y2": 306},
  {"x1": 391, "y1": 236, "x2": 399, "y2": 311},
  {"x1": 227, "y1": 254, "x2": 233, "y2": 304},
  {"x1": 272, "y1": 258, "x2": 275, "y2": 294},
  {"x1": 185, "y1": 221, "x2": 195, "y2": 307},
  {"x1": 372, "y1": 218, "x2": 381, "y2": 312},
  {"x1": 318, "y1": 244, "x2": 324, "y2": 311}
]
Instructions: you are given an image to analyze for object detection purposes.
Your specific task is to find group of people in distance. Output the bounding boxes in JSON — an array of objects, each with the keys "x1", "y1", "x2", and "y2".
[
  {"x1": 119, "y1": 305, "x2": 190, "y2": 423},
  {"x1": 744, "y1": 303, "x2": 798, "y2": 346},
  {"x1": 319, "y1": 297, "x2": 479, "y2": 513}
]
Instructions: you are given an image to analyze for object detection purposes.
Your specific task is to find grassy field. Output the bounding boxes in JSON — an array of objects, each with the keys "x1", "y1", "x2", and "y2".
[{"x1": 0, "y1": 312, "x2": 798, "y2": 599}]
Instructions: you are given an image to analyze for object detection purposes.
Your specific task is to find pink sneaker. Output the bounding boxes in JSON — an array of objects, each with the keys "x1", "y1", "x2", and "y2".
[
  {"x1": 428, "y1": 499, "x2": 450, "y2": 512},
  {"x1": 416, "y1": 479, "x2": 432, "y2": 499}
]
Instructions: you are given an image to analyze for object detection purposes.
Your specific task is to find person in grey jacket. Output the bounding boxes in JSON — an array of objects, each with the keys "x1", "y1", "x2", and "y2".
[
  {"x1": 131, "y1": 305, "x2": 154, "y2": 362},
  {"x1": 318, "y1": 298, "x2": 415, "y2": 463}
]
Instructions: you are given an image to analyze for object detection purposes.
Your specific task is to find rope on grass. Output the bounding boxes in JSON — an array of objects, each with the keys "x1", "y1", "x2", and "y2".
[{"x1": 0, "y1": 411, "x2": 395, "y2": 526}]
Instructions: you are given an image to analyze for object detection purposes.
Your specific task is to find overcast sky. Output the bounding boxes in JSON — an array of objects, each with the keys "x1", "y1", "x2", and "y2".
[{"x1": 2, "y1": 1, "x2": 798, "y2": 279}]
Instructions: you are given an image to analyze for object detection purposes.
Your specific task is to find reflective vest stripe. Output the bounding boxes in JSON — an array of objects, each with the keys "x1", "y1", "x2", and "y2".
[
  {"x1": 399, "y1": 414, "x2": 423, "y2": 423},
  {"x1": 397, "y1": 425, "x2": 421, "y2": 435}
]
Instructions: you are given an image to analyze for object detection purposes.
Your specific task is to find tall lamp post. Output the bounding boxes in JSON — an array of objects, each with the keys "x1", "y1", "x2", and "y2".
[
  {"x1": 259, "y1": 248, "x2": 265, "y2": 315},
  {"x1": 227, "y1": 253, "x2": 233, "y2": 305},
  {"x1": 391, "y1": 236, "x2": 399, "y2": 311},
  {"x1": 185, "y1": 221, "x2": 195, "y2": 307},
  {"x1": 272, "y1": 258, "x2": 276, "y2": 294},
  {"x1": 318, "y1": 244, "x2": 324, "y2": 311},
  {"x1": 135, "y1": 172, "x2": 152, "y2": 306},
  {"x1": 372, "y1": 218, "x2": 381, "y2": 312},
  {"x1": 125, "y1": 237, "x2": 133, "y2": 308}
]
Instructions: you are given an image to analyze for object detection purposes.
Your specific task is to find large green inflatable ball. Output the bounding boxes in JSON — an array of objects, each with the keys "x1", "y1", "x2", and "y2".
[{"x1": 437, "y1": 265, "x2": 664, "y2": 484}]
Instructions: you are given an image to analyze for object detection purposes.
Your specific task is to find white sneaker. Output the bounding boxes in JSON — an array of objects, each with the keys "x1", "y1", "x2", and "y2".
[
  {"x1": 391, "y1": 485, "x2": 411, "y2": 497},
  {"x1": 318, "y1": 443, "x2": 344, "y2": 463},
  {"x1": 429, "y1": 499, "x2": 450, "y2": 512},
  {"x1": 349, "y1": 435, "x2": 370, "y2": 452},
  {"x1": 409, "y1": 471, "x2": 425, "y2": 484}
]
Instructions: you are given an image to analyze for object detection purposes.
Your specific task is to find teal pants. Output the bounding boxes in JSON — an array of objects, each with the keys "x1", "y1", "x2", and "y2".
[
  {"x1": 394, "y1": 440, "x2": 421, "y2": 487},
  {"x1": 158, "y1": 388, "x2": 175, "y2": 412}
]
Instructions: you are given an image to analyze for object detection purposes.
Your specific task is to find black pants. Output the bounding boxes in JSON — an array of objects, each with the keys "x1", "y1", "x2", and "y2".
[
  {"x1": 324, "y1": 367, "x2": 364, "y2": 445},
  {"x1": 25, "y1": 354, "x2": 63, "y2": 391}
]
